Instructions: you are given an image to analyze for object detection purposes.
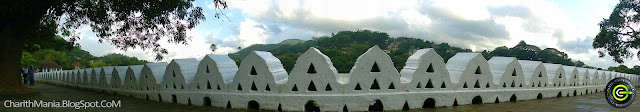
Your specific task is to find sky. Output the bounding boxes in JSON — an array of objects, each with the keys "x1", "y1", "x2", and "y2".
[{"x1": 74, "y1": 0, "x2": 638, "y2": 69}]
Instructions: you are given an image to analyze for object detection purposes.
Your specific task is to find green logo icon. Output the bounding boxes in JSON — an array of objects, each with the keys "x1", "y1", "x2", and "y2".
[
  {"x1": 605, "y1": 77, "x2": 636, "y2": 108},
  {"x1": 612, "y1": 85, "x2": 631, "y2": 101}
]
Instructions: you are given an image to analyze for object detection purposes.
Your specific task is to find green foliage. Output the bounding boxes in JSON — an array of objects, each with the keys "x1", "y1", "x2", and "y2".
[
  {"x1": 20, "y1": 47, "x2": 148, "y2": 69},
  {"x1": 61, "y1": 48, "x2": 96, "y2": 69},
  {"x1": 23, "y1": 35, "x2": 74, "y2": 53},
  {"x1": 20, "y1": 52, "x2": 37, "y2": 68},
  {"x1": 210, "y1": 44, "x2": 217, "y2": 52},
  {"x1": 487, "y1": 41, "x2": 587, "y2": 67},
  {"x1": 90, "y1": 60, "x2": 109, "y2": 67},
  {"x1": 4, "y1": 0, "x2": 228, "y2": 61},
  {"x1": 100, "y1": 53, "x2": 148, "y2": 66},
  {"x1": 32, "y1": 49, "x2": 68, "y2": 68},
  {"x1": 584, "y1": 65, "x2": 598, "y2": 69},
  {"x1": 230, "y1": 31, "x2": 600, "y2": 73},
  {"x1": 230, "y1": 30, "x2": 470, "y2": 73},
  {"x1": 593, "y1": 0, "x2": 640, "y2": 63},
  {"x1": 481, "y1": 50, "x2": 493, "y2": 60},
  {"x1": 278, "y1": 53, "x2": 302, "y2": 73},
  {"x1": 607, "y1": 65, "x2": 640, "y2": 74},
  {"x1": 51, "y1": 0, "x2": 216, "y2": 60}
]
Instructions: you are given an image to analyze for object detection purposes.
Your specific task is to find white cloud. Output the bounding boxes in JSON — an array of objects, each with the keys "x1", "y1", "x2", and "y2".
[
  {"x1": 236, "y1": 19, "x2": 269, "y2": 47},
  {"x1": 77, "y1": 26, "x2": 216, "y2": 62},
  {"x1": 222, "y1": 0, "x2": 631, "y2": 68},
  {"x1": 76, "y1": 26, "x2": 116, "y2": 57},
  {"x1": 73, "y1": 0, "x2": 635, "y2": 69}
]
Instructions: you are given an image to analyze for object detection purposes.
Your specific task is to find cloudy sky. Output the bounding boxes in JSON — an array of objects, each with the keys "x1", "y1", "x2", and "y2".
[{"x1": 75, "y1": 0, "x2": 638, "y2": 69}]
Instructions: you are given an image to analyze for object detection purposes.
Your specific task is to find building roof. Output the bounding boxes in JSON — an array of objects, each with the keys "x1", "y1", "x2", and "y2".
[{"x1": 40, "y1": 58, "x2": 62, "y2": 68}]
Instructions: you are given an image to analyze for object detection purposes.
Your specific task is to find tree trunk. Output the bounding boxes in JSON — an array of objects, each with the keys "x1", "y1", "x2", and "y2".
[
  {"x1": 0, "y1": 25, "x2": 32, "y2": 94},
  {"x1": 0, "y1": 1, "x2": 50, "y2": 94}
]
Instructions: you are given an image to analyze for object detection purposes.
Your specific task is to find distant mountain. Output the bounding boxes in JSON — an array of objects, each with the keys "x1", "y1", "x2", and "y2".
[
  {"x1": 279, "y1": 39, "x2": 304, "y2": 45},
  {"x1": 229, "y1": 39, "x2": 311, "y2": 62},
  {"x1": 229, "y1": 30, "x2": 471, "y2": 73},
  {"x1": 229, "y1": 30, "x2": 599, "y2": 73}
]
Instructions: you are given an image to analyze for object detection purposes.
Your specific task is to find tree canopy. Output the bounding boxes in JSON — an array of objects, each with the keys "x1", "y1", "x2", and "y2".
[
  {"x1": 2, "y1": 0, "x2": 227, "y2": 60},
  {"x1": 608, "y1": 65, "x2": 640, "y2": 74},
  {"x1": 21, "y1": 47, "x2": 148, "y2": 70},
  {"x1": 485, "y1": 41, "x2": 587, "y2": 67},
  {"x1": 0, "y1": 0, "x2": 227, "y2": 92},
  {"x1": 593, "y1": 0, "x2": 640, "y2": 63}
]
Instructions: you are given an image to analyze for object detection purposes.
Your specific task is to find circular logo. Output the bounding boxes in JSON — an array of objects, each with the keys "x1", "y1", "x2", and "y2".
[{"x1": 605, "y1": 77, "x2": 636, "y2": 108}]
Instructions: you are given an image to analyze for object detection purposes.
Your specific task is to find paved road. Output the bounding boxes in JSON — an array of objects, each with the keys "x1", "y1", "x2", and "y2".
[
  {"x1": 415, "y1": 91, "x2": 639, "y2": 112},
  {"x1": 1, "y1": 83, "x2": 639, "y2": 112}
]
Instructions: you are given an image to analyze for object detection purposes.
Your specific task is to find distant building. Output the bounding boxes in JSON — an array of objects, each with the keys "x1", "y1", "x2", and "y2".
[
  {"x1": 40, "y1": 58, "x2": 62, "y2": 72},
  {"x1": 72, "y1": 62, "x2": 81, "y2": 69}
]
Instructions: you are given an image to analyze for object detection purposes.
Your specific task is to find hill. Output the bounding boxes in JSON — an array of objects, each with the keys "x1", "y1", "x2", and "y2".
[
  {"x1": 229, "y1": 30, "x2": 597, "y2": 73},
  {"x1": 230, "y1": 30, "x2": 472, "y2": 73},
  {"x1": 22, "y1": 47, "x2": 148, "y2": 69}
]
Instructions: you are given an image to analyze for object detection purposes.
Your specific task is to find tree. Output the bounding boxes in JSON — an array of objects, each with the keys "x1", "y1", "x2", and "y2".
[
  {"x1": 0, "y1": 0, "x2": 228, "y2": 94},
  {"x1": 491, "y1": 46, "x2": 511, "y2": 57},
  {"x1": 481, "y1": 50, "x2": 493, "y2": 60},
  {"x1": 488, "y1": 40, "x2": 587, "y2": 67},
  {"x1": 21, "y1": 52, "x2": 37, "y2": 68},
  {"x1": 511, "y1": 41, "x2": 541, "y2": 60},
  {"x1": 23, "y1": 35, "x2": 74, "y2": 53},
  {"x1": 593, "y1": 0, "x2": 640, "y2": 63},
  {"x1": 210, "y1": 44, "x2": 217, "y2": 52},
  {"x1": 574, "y1": 60, "x2": 585, "y2": 67},
  {"x1": 90, "y1": 60, "x2": 109, "y2": 67},
  {"x1": 32, "y1": 50, "x2": 68, "y2": 68}
]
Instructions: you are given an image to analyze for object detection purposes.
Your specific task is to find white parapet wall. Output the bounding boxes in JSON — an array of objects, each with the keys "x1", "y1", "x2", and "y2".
[
  {"x1": 99, "y1": 66, "x2": 115, "y2": 89},
  {"x1": 446, "y1": 53, "x2": 500, "y2": 106},
  {"x1": 162, "y1": 58, "x2": 199, "y2": 90},
  {"x1": 518, "y1": 60, "x2": 548, "y2": 88},
  {"x1": 192, "y1": 54, "x2": 237, "y2": 90},
  {"x1": 90, "y1": 68, "x2": 101, "y2": 87},
  {"x1": 543, "y1": 63, "x2": 565, "y2": 87},
  {"x1": 577, "y1": 68, "x2": 589, "y2": 86},
  {"x1": 35, "y1": 46, "x2": 638, "y2": 111},
  {"x1": 563, "y1": 66, "x2": 578, "y2": 87},
  {"x1": 593, "y1": 70, "x2": 602, "y2": 85},
  {"x1": 344, "y1": 45, "x2": 406, "y2": 110},
  {"x1": 446, "y1": 53, "x2": 493, "y2": 90},
  {"x1": 80, "y1": 69, "x2": 88, "y2": 85},
  {"x1": 398, "y1": 48, "x2": 455, "y2": 108},
  {"x1": 111, "y1": 66, "x2": 129, "y2": 89},
  {"x1": 400, "y1": 48, "x2": 452, "y2": 90},
  {"x1": 82, "y1": 68, "x2": 92, "y2": 86},
  {"x1": 160, "y1": 58, "x2": 199, "y2": 105},
  {"x1": 70, "y1": 69, "x2": 77, "y2": 84},
  {"x1": 281, "y1": 47, "x2": 346, "y2": 110},
  {"x1": 190, "y1": 54, "x2": 238, "y2": 107},
  {"x1": 225, "y1": 50, "x2": 289, "y2": 110},
  {"x1": 488, "y1": 57, "x2": 524, "y2": 88},
  {"x1": 139, "y1": 62, "x2": 168, "y2": 100},
  {"x1": 124, "y1": 65, "x2": 144, "y2": 91}
]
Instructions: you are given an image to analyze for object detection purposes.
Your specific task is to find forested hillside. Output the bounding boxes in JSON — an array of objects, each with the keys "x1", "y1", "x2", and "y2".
[
  {"x1": 21, "y1": 36, "x2": 148, "y2": 70},
  {"x1": 481, "y1": 41, "x2": 590, "y2": 68},
  {"x1": 230, "y1": 30, "x2": 595, "y2": 73}
]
